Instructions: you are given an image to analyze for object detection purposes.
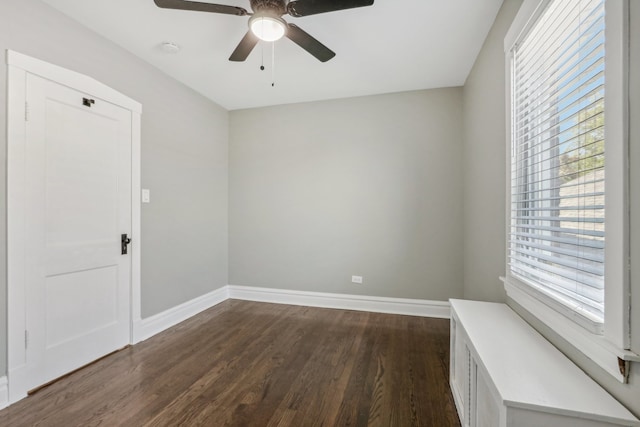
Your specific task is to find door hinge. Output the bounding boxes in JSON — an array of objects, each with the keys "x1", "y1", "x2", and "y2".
[
  {"x1": 25, "y1": 101, "x2": 29, "y2": 122},
  {"x1": 25, "y1": 330, "x2": 29, "y2": 349}
]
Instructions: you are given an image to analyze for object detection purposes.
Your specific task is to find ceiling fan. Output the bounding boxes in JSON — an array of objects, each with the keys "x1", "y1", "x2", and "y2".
[{"x1": 153, "y1": 0, "x2": 374, "y2": 62}]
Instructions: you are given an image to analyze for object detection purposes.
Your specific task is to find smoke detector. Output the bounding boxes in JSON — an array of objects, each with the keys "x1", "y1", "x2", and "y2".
[{"x1": 160, "y1": 41, "x2": 181, "y2": 54}]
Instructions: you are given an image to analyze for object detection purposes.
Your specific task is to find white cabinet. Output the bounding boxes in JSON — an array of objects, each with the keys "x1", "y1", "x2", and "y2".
[{"x1": 449, "y1": 299, "x2": 640, "y2": 427}]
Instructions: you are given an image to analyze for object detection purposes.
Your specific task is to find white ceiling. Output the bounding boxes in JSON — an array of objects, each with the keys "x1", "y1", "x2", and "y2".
[{"x1": 40, "y1": 0, "x2": 503, "y2": 110}]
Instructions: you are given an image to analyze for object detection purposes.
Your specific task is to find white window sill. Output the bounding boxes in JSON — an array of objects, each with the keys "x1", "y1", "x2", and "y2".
[{"x1": 501, "y1": 276, "x2": 640, "y2": 383}]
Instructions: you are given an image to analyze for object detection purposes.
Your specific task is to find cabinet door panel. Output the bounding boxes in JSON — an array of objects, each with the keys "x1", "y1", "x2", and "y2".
[
  {"x1": 451, "y1": 316, "x2": 469, "y2": 425},
  {"x1": 475, "y1": 368, "x2": 500, "y2": 427}
]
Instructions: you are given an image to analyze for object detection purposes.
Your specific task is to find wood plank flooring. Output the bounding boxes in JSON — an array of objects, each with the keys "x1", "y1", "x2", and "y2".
[{"x1": 0, "y1": 300, "x2": 461, "y2": 427}]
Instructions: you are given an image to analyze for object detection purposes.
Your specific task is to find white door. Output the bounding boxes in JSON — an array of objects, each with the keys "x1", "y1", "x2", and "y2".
[{"x1": 23, "y1": 73, "x2": 132, "y2": 391}]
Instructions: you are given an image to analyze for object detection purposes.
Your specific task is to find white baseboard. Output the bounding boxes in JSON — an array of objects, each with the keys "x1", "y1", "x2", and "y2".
[
  {"x1": 0, "y1": 376, "x2": 8, "y2": 410},
  {"x1": 132, "y1": 285, "x2": 449, "y2": 344},
  {"x1": 133, "y1": 286, "x2": 229, "y2": 343},
  {"x1": 227, "y1": 285, "x2": 451, "y2": 319}
]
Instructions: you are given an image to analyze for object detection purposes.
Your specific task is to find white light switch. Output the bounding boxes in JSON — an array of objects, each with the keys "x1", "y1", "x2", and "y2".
[
  {"x1": 351, "y1": 275, "x2": 363, "y2": 284},
  {"x1": 142, "y1": 189, "x2": 151, "y2": 203}
]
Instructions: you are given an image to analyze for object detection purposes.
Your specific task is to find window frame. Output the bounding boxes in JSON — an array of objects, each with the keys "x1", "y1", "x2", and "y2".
[{"x1": 503, "y1": 0, "x2": 639, "y2": 382}]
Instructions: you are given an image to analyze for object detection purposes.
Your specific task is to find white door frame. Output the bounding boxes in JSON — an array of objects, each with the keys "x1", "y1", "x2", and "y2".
[{"x1": 6, "y1": 50, "x2": 142, "y2": 404}]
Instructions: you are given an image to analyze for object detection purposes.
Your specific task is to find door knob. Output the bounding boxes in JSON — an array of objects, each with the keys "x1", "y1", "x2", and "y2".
[{"x1": 121, "y1": 234, "x2": 132, "y2": 255}]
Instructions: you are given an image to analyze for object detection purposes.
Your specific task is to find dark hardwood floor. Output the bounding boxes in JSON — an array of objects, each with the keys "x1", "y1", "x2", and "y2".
[{"x1": 0, "y1": 300, "x2": 461, "y2": 427}]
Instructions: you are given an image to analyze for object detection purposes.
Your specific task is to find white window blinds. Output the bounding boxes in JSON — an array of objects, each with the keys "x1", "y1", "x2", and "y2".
[{"x1": 509, "y1": 0, "x2": 606, "y2": 328}]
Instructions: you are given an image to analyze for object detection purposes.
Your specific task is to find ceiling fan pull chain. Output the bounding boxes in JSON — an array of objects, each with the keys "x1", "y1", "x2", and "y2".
[
  {"x1": 260, "y1": 42, "x2": 265, "y2": 71},
  {"x1": 271, "y1": 41, "x2": 276, "y2": 87}
]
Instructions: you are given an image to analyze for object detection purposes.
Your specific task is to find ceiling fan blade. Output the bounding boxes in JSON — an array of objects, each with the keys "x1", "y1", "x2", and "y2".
[
  {"x1": 229, "y1": 31, "x2": 259, "y2": 62},
  {"x1": 287, "y1": 0, "x2": 373, "y2": 17},
  {"x1": 286, "y1": 24, "x2": 336, "y2": 62},
  {"x1": 154, "y1": 0, "x2": 247, "y2": 16}
]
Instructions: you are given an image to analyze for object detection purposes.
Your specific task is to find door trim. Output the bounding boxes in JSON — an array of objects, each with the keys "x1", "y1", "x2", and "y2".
[{"x1": 6, "y1": 50, "x2": 142, "y2": 403}]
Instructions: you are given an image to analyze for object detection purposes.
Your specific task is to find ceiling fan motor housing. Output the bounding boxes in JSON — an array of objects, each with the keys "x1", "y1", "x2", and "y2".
[{"x1": 250, "y1": 0, "x2": 286, "y2": 15}]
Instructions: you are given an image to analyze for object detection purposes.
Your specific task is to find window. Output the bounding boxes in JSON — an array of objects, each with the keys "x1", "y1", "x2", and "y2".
[
  {"x1": 504, "y1": 0, "x2": 638, "y2": 381},
  {"x1": 510, "y1": 0, "x2": 606, "y2": 331}
]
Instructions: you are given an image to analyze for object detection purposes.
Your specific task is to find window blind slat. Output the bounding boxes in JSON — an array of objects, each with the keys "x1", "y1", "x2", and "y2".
[
  {"x1": 510, "y1": 204, "x2": 604, "y2": 211},
  {"x1": 513, "y1": 223, "x2": 604, "y2": 238},
  {"x1": 514, "y1": 131, "x2": 604, "y2": 170},
  {"x1": 509, "y1": 262, "x2": 604, "y2": 306},
  {"x1": 511, "y1": 163, "x2": 605, "y2": 191},
  {"x1": 515, "y1": 0, "x2": 602, "y2": 79},
  {"x1": 511, "y1": 185, "x2": 604, "y2": 199},
  {"x1": 509, "y1": 255, "x2": 604, "y2": 289},
  {"x1": 513, "y1": 215, "x2": 604, "y2": 223},
  {"x1": 513, "y1": 107, "x2": 604, "y2": 158},
  {"x1": 512, "y1": 231, "x2": 604, "y2": 249},
  {"x1": 514, "y1": 40, "x2": 604, "y2": 124},
  {"x1": 509, "y1": 239, "x2": 604, "y2": 262},
  {"x1": 511, "y1": 247, "x2": 604, "y2": 276}
]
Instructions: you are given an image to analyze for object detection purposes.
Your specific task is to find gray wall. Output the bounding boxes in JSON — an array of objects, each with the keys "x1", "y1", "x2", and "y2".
[
  {"x1": 463, "y1": 0, "x2": 640, "y2": 417},
  {"x1": 0, "y1": 0, "x2": 229, "y2": 376},
  {"x1": 462, "y1": 0, "x2": 523, "y2": 302},
  {"x1": 229, "y1": 89, "x2": 464, "y2": 301}
]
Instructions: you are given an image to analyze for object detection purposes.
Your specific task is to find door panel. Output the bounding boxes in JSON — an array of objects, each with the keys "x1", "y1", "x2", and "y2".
[
  {"x1": 45, "y1": 266, "x2": 119, "y2": 349},
  {"x1": 25, "y1": 74, "x2": 132, "y2": 390}
]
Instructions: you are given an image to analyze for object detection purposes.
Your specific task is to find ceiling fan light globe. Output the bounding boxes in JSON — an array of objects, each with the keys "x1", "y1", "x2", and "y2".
[{"x1": 250, "y1": 16, "x2": 286, "y2": 42}]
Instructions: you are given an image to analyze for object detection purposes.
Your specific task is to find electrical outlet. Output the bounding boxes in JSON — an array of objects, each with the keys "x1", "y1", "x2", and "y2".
[{"x1": 351, "y1": 275, "x2": 363, "y2": 284}]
